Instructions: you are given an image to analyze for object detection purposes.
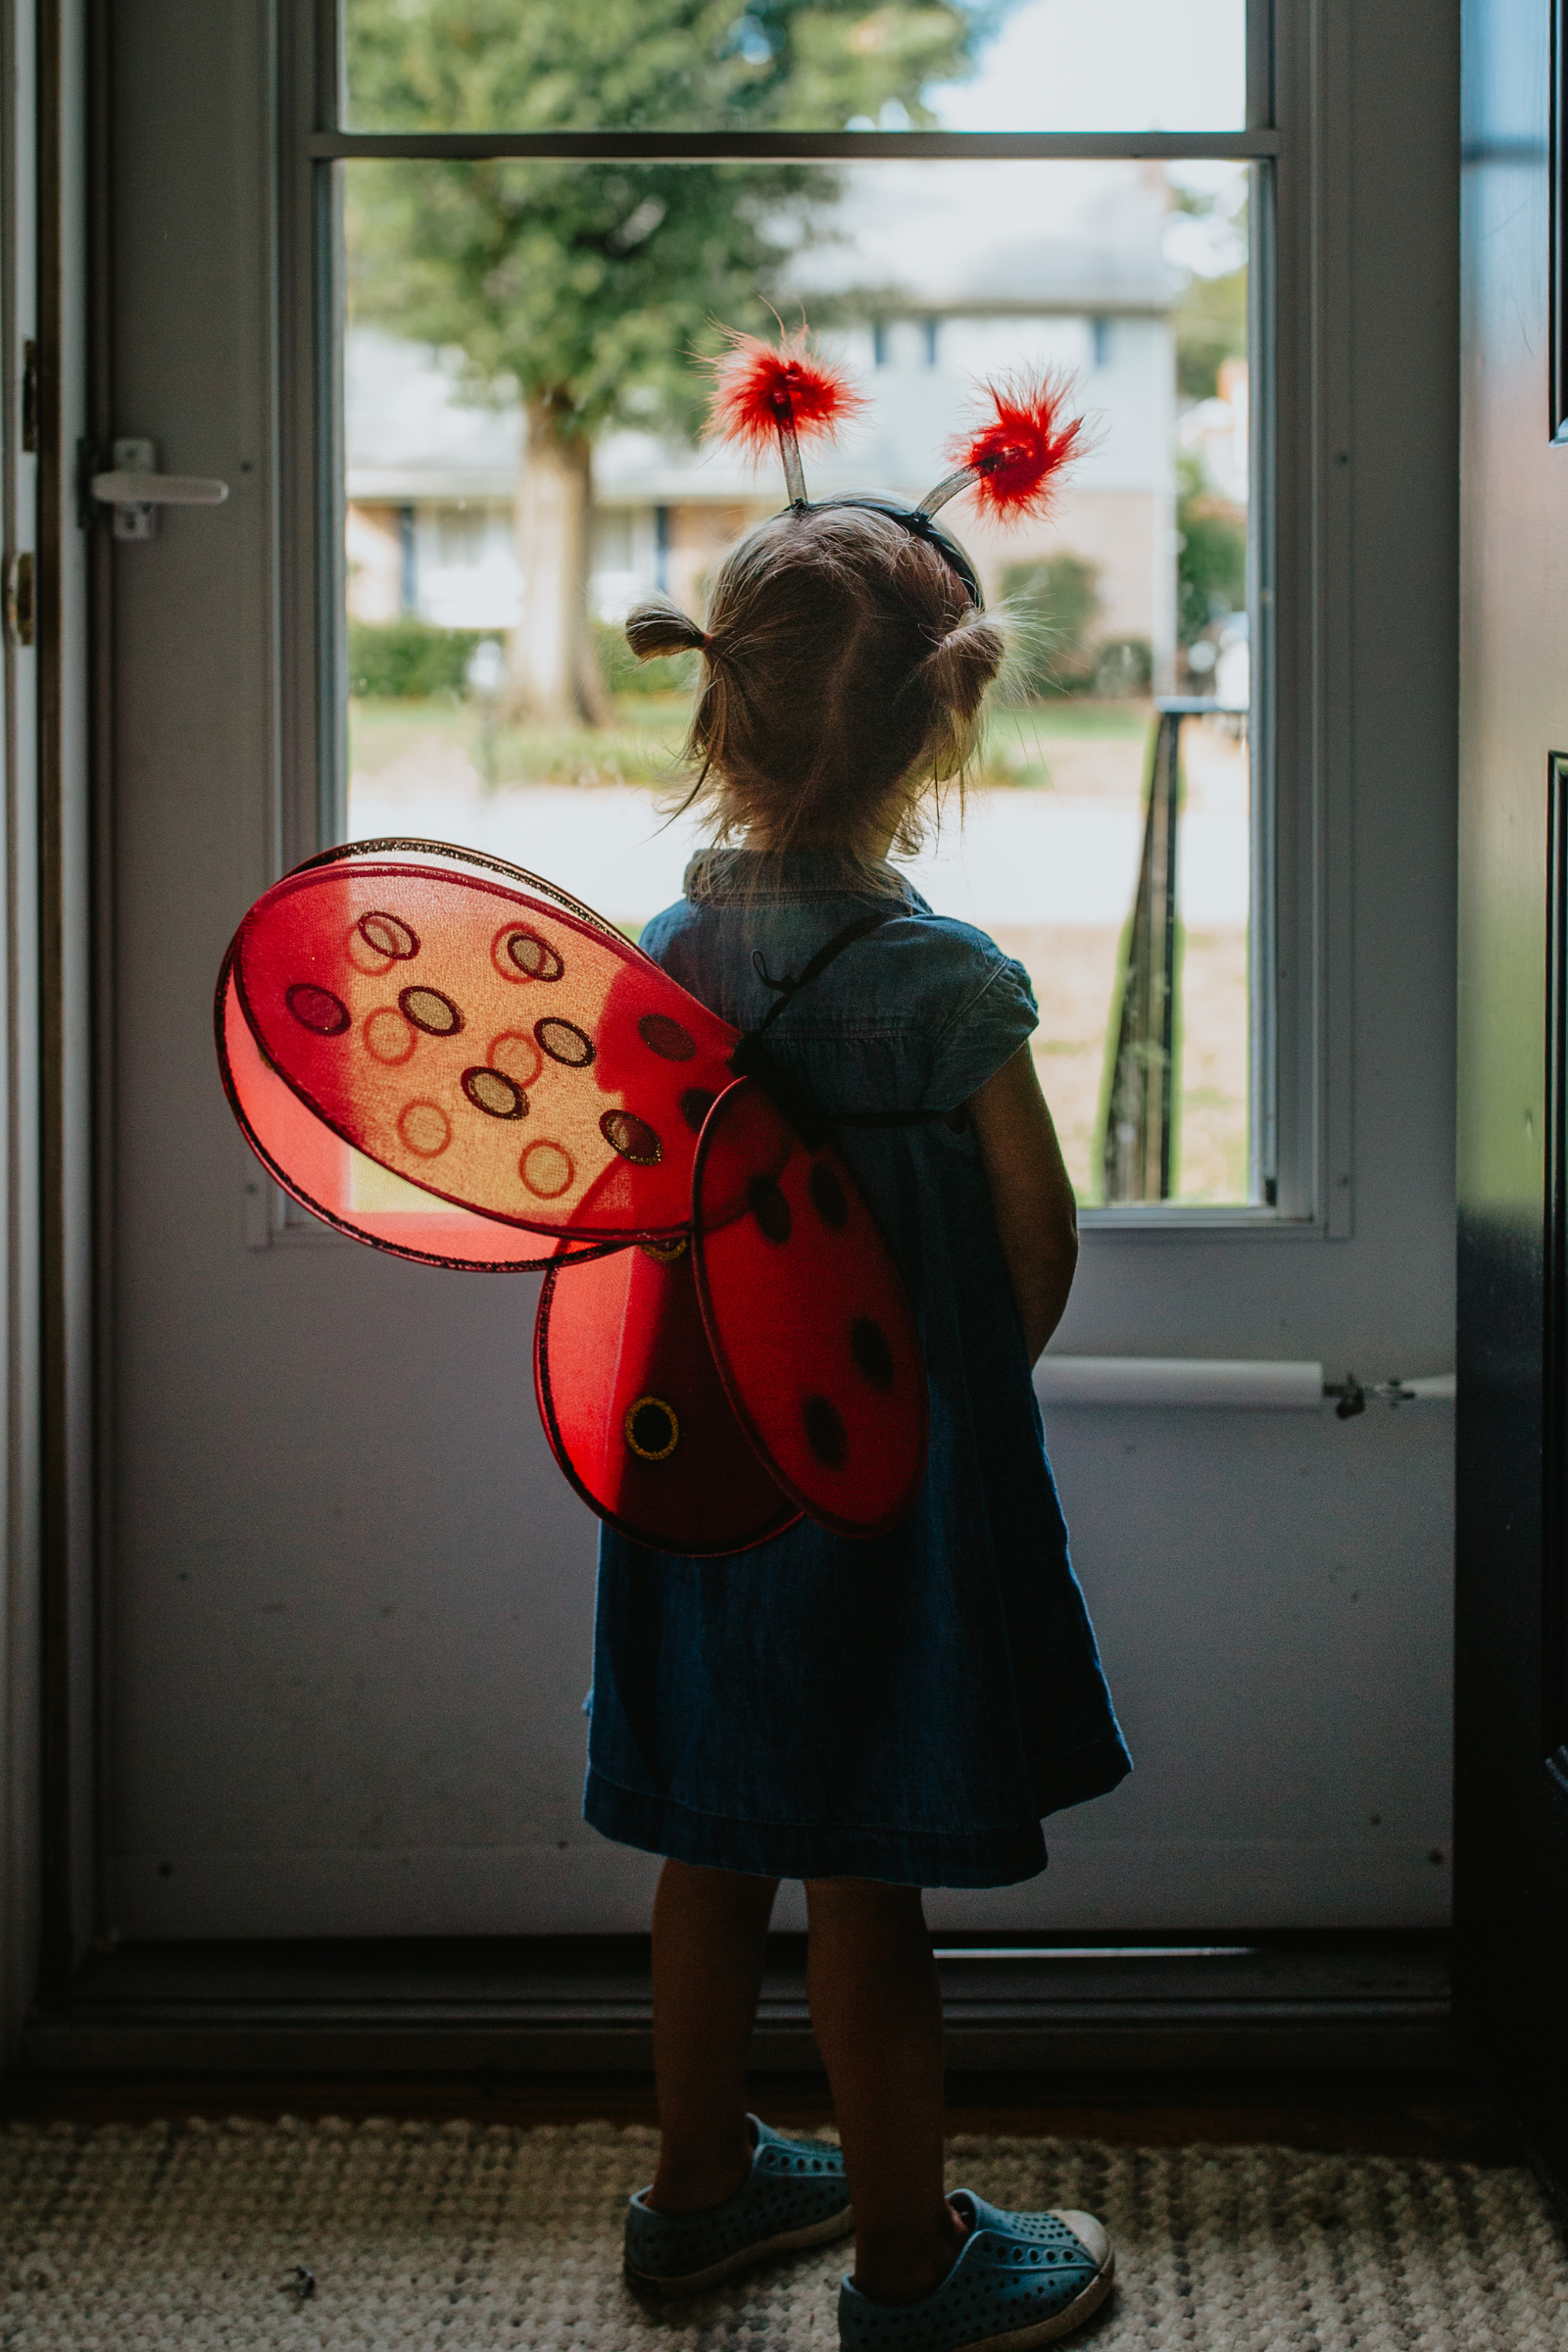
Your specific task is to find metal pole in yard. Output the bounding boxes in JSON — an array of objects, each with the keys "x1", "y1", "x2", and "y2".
[{"x1": 1101, "y1": 698, "x2": 1216, "y2": 1201}]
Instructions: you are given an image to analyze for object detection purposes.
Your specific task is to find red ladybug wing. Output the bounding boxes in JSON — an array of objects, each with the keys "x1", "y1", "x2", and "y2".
[
  {"x1": 691, "y1": 1079, "x2": 929, "y2": 1539},
  {"x1": 223, "y1": 839, "x2": 739, "y2": 1241},
  {"x1": 218, "y1": 955, "x2": 610, "y2": 1268},
  {"x1": 311, "y1": 835, "x2": 618, "y2": 929},
  {"x1": 534, "y1": 1237, "x2": 800, "y2": 1556}
]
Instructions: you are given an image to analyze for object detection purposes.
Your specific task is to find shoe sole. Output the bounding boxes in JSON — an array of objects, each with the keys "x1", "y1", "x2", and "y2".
[
  {"x1": 946, "y1": 2250, "x2": 1116, "y2": 2352},
  {"x1": 626, "y1": 2201, "x2": 857, "y2": 2297}
]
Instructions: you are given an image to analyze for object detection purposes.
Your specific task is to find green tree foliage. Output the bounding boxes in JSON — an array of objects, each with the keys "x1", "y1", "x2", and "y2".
[
  {"x1": 1175, "y1": 452, "x2": 1246, "y2": 644},
  {"x1": 345, "y1": 3, "x2": 986, "y2": 720},
  {"x1": 1173, "y1": 266, "x2": 1247, "y2": 404},
  {"x1": 1166, "y1": 173, "x2": 1248, "y2": 403},
  {"x1": 347, "y1": 152, "x2": 815, "y2": 445},
  {"x1": 347, "y1": 0, "x2": 984, "y2": 133}
]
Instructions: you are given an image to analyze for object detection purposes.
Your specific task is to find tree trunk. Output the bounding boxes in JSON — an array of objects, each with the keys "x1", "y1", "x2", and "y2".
[{"x1": 507, "y1": 391, "x2": 614, "y2": 728}]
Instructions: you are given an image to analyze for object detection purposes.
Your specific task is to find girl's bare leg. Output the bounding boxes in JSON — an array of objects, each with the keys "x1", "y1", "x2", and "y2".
[
  {"x1": 805, "y1": 1878, "x2": 968, "y2": 2301},
  {"x1": 648, "y1": 1857, "x2": 780, "y2": 2213}
]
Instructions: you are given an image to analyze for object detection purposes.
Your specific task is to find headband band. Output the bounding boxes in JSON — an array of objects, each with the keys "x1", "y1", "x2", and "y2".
[{"x1": 781, "y1": 496, "x2": 984, "y2": 609}]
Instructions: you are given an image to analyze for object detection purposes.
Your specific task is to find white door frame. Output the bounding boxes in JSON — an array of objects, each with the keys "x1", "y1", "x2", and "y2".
[{"x1": 1, "y1": 0, "x2": 94, "y2": 2044}]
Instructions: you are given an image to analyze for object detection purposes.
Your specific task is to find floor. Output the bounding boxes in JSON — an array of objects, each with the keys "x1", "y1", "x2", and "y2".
[{"x1": 0, "y1": 2067, "x2": 1525, "y2": 2167}]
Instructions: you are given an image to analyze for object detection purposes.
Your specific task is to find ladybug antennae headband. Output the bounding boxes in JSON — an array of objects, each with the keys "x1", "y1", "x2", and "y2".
[
  {"x1": 703, "y1": 329, "x2": 1087, "y2": 611},
  {"x1": 804, "y1": 496, "x2": 984, "y2": 607}
]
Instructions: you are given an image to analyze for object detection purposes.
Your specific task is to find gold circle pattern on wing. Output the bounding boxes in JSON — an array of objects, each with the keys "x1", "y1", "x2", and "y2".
[{"x1": 260, "y1": 862, "x2": 733, "y2": 1236}]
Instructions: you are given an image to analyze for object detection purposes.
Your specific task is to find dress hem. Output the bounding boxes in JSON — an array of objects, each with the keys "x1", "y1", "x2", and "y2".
[{"x1": 581, "y1": 1734, "x2": 1130, "y2": 1889}]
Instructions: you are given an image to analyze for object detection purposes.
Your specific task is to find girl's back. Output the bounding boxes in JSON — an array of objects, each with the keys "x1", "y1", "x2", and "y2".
[{"x1": 585, "y1": 844, "x2": 1129, "y2": 1890}]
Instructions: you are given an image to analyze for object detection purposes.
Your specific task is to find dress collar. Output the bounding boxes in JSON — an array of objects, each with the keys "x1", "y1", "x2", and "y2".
[{"x1": 683, "y1": 845, "x2": 921, "y2": 907}]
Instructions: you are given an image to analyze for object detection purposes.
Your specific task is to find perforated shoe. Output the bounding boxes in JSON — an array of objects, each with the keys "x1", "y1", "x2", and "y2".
[
  {"x1": 836, "y1": 2192, "x2": 1114, "y2": 2351},
  {"x1": 624, "y1": 2116, "x2": 855, "y2": 2296}
]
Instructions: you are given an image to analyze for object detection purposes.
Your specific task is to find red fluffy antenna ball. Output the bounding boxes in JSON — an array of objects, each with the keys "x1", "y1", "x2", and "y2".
[
  {"x1": 933, "y1": 371, "x2": 1085, "y2": 522},
  {"x1": 704, "y1": 325, "x2": 866, "y2": 504}
]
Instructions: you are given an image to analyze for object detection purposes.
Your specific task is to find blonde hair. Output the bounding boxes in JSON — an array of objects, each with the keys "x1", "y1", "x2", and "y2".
[{"x1": 624, "y1": 504, "x2": 1004, "y2": 883}]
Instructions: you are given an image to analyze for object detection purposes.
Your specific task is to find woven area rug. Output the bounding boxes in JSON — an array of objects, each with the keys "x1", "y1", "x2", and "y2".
[{"x1": 2, "y1": 2117, "x2": 1565, "y2": 2350}]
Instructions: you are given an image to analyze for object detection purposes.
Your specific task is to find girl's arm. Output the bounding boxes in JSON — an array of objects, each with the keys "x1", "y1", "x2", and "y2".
[{"x1": 966, "y1": 1045, "x2": 1079, "y2": 1363}]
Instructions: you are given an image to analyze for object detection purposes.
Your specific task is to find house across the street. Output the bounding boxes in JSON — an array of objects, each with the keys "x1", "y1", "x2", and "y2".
[{"x1": 346, "y1": 159, "x2": 1196, "y2": 689}]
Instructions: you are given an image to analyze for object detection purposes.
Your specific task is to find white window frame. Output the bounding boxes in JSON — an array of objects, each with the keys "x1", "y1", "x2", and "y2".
[{"x1": 274, "y1": 0, "x2": 1354, "y2": 1241}]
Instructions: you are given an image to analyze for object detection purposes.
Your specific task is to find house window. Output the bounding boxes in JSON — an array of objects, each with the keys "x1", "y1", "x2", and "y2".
[{"x1": 313, "y1": 0, "x2": 1282, "y2": 1216}]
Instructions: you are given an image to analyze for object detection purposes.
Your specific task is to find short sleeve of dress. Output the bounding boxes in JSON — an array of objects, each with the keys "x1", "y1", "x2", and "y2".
[{"x1": 923, "y1": 938, "x2": 1040, "y2": 1112}]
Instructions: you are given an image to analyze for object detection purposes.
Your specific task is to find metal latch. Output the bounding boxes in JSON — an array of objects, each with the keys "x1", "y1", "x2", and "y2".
[{"x1": 89, "y1": 438, "x2": 228, "y2": 540}]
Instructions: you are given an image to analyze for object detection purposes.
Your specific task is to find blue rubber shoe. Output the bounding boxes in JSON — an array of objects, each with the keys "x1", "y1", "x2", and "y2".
[
  {"x1": 624, "y1": 2116, "x2": 855, "y2": 2295},
  {"x1": 837, "y1": 2192, "x2": 1113, "y2": 2351}
]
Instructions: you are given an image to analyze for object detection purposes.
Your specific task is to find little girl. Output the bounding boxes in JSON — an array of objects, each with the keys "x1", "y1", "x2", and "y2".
[{"x1": 588, "y1": 496, "x2": 1133, "y2": 2349}]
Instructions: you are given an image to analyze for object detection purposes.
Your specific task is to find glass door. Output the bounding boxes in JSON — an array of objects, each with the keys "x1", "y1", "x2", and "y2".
[{"x1": 98, "y1": 0, "x2": 1462, "y2": 1946}]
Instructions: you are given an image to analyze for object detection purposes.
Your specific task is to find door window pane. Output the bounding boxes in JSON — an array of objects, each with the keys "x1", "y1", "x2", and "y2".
[
  {"x1": 341, "y1": 155, "x2": 1254, "y2": 1203},
  {"x1": 344, "y1": 0, "x2": 1248, "y2": 136}
]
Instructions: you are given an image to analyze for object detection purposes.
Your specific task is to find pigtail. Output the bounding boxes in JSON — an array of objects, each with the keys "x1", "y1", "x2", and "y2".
[
  {"x1": 625, "y1": 596, "x2": 711, "y2": 664},
  {"x1": 917, "y1": 612, "x2": 1005, "y2": 723},
  {"x1": 653, "y1": 507, "x2": 1009, "y2": 865}
]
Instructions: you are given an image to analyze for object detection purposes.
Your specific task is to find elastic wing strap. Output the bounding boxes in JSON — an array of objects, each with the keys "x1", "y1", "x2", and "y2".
[
  {"x1": 730, "y1": 907, "x2": 950, "y2": 1145},
  {"x1": 748, "y1": 909, "x2": 900, "y2": 1034}
]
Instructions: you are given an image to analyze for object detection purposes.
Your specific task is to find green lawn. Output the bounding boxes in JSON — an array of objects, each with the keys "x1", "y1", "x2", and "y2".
[
  {"x1": 980, "y1": 698, "x2": 1150, "y2": 790},
  {"x1": 348, "y1": 692, "x2": 693, "y2": 791},
  {"x1": 348, "y1": 692, "x2": 1153, "y2": 794},
  {"x1": 992, "y1": 699, "x2": 1152, "y2": 740}
]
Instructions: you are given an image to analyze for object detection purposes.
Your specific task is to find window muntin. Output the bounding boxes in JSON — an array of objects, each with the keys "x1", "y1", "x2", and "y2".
[
  {"x1": 342, "y1": 0, "x2": 1248, "y2": 139},
  {"x1": 338, "y1": 152, "x2": 1255, "y2": 1203}
]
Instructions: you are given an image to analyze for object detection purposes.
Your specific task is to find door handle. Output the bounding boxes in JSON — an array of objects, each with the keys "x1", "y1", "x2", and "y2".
[{"x1": 90, "y1": 437, "x2": 228, "y2": 540}]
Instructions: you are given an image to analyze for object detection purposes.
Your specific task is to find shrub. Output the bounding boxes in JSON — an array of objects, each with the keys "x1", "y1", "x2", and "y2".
[
  {"x1": 348, "y1": 614, "x2": 701, "y2": 706},
  {"x1": 347, "y1": 617, "x2": 486, "y2": 700},
  {"x1": 1176, "y1": 454, "x2": 1247, "y2": 643},
  {"x1": 1000, "y1": 553, "x2": 1103, "y2": 695},
  {"x1": 1093, "y1": 637, "x2": 1153, "y2": 697}
]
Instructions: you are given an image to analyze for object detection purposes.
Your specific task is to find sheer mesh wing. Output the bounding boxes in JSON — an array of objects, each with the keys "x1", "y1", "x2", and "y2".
[
  {"x1": 221, "y1": 843, "x2": 739, "y2": 1242},
  {"x1": 692, "y1": 1079, "x2": 929, "y2": 1539},
  {"x1": 218, "y1": 957, "x2": 611, "y2": 1268},
  {"x1": 534, "y1": 1237, "x2": 800, "y2": 1556}
]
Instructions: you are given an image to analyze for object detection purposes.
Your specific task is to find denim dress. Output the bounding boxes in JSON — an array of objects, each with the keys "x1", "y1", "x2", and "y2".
[{"x1": 584, "y1": 849, "x2": 1131, "y2": 1887}]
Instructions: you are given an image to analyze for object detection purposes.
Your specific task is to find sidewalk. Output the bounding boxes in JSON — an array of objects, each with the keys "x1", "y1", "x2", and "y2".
[{"x1": 348, "y1": 715, "x2": 1250, "y2": 1200}]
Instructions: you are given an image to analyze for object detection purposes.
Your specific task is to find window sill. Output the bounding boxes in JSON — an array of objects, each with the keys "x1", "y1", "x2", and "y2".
[{"x1": 1079, "y1": 1204, "x2": 1324, "y2": 1238}]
